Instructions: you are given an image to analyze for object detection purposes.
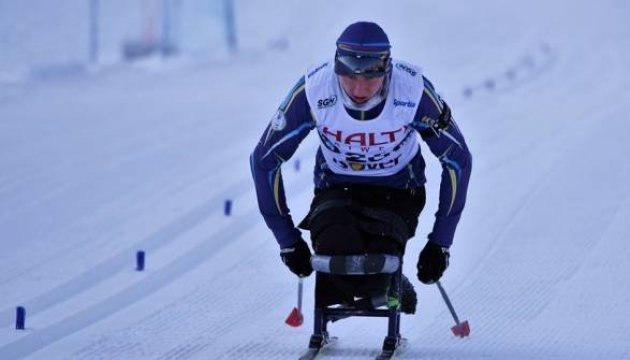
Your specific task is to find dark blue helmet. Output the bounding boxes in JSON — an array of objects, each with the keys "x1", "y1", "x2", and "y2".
[{"x1": 334, "y1": 21, "x2": 392, "y2": 78}]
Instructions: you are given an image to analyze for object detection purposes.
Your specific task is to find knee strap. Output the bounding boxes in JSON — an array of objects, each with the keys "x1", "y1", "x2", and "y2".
[
  {"x1": 304, "y1": 199, "x2": 411, "y2": 247},
  {"x1": 311, "y1": 254, "x2": 400, "y2": 275}
]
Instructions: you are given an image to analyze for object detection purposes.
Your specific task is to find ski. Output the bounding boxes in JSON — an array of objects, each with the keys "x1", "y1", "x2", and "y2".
[
  {"x1": 298, "y1": 335, "x2": 405, "y2": 359},
  {"x1": 374, "y1": 337, "x2": 406, "y2": 359},
  {"x1": 298, "y1": 334, "x2": 337, "y2": 360},
  {"x1": 375, "y1": 349, "x2": 398, "y2": 360},
  {"x1": 298, "y1": 348, "x2": 321, "y2": 360}
]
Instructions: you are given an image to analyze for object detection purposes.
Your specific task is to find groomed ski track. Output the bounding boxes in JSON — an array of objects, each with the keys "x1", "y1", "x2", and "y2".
[{"x1": 1, "y1": 0, "x2": 630, "y2": 359}]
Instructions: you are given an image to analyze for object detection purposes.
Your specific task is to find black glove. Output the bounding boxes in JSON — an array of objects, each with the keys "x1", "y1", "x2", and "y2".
[
  {"x1": 280, "y1": 239, "x2": 313, "y2": 277},
  {"x1": 417, "y1": 240, "x2": 450, "y2": 284}
]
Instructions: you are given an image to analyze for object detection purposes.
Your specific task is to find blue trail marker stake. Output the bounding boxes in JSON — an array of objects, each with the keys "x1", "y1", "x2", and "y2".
[
  {"x1": 136, "y1": 250, "x2": 145, "y2": 271},
  {"x1": 484, "y1": 79, "x2": 496, "y2": 90},
  {"x1": 224, "y1": 200, "x2": 232, "y2": 216},
  {"x1": 15, "y1": 306, "x2": 25, "y2": 330},
  {"x1": 506, "y1": 69, "x2": 517, "y2": 81}
]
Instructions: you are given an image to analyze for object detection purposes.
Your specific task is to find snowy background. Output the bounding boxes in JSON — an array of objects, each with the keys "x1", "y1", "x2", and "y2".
[{"x1": 1, "y1": 0, "x2": 630, "y2": 359}]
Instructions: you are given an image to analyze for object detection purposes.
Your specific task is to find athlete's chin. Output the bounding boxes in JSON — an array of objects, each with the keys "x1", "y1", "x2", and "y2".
[{"x1": 352, "y1": 97, "x2": 368, "y2": 104}]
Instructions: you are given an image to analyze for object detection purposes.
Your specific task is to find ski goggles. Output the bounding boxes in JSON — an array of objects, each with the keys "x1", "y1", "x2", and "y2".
[{"x1": 334, "y1": 47, "x2": 391, "y2": 79}]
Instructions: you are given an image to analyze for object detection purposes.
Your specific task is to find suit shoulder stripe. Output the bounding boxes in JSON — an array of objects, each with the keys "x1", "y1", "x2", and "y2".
[
  {"x1": 422, "y1": 76, "x2": 443, "y2": 112},
  {"x1": 279, "y1": 76, "x2": 306, "y2": 112}
]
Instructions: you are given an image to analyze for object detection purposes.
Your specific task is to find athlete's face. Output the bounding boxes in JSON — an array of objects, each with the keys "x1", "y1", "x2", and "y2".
[{"x1": 338, "y1": 75, "x2": 385, "y2": 104}]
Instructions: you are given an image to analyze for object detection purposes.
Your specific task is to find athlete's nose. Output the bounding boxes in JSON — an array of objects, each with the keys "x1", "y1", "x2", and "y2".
[{"x1": 347, "y1": 77, "x2": 376, "y2": 103}]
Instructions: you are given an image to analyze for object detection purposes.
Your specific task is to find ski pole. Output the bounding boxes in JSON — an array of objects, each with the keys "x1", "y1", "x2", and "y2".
[
  {"x1": 436, "y1": 280, "x2": 470, "y2": 337},
  {"x1": 285, "y1": 277, "x2": 304, "y2": 327},
  {"x1": 297, "y1": 277, "x2": 303, "y2": 312}
]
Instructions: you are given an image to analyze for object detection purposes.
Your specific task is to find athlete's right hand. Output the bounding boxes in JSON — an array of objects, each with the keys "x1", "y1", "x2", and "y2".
[{"x1": 280, "y1": 239, "x2": 313, "y2": 277}]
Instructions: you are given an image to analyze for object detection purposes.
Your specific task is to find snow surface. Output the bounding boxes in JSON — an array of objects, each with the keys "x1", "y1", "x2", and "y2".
[{"x1": 1, "y1": 0, "x2": 630, "y2": 359}]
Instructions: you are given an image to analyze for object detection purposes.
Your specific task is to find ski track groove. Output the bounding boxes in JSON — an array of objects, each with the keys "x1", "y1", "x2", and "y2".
[
  {"x1": 0, "y1": 175, "x2": 250, "y2": 328},
  {"x1": 66, "y1": 242, "x2": 297, "y2": 359},
  {"x1": 410, "y1": 97, "x2": 630, "y2": 359},
  {"x1": 0, "y1": 185, "x2": 264, "y2": 357},
  {"x1": 0, "y1": 132, "x2": 307, "y2": 324},
  {"x1": 0, "y1": 108, "x2": 251, "y2": 291},
  {"x1": 0, "y1": 146, "x2": 318, "y2": 359}
]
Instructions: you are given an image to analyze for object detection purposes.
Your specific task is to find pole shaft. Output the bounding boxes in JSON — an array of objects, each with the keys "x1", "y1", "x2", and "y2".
[
  {"x1": 436, "y1": 281, "x2": 461, "y2": 324},
  {"x1": 297, "y1": 278, "x2": 303, "y2": 311}
]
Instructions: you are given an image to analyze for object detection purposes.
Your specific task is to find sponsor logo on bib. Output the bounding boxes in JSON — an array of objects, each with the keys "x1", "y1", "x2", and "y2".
[
  {"x1": 395, "y1": 63, "x2": 417, "y2": 77},
  {"x1": 393, "y1": 99, "x2": 416, "y2": 108},
  {"x1": 317, "y1": 95, "x2": 338, "y2": 109}
]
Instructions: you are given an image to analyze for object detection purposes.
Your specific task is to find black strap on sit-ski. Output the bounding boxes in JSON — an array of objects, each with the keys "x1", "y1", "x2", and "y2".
[{"x1": 306, "y1": 199, "x2": 410, "y2": 246}]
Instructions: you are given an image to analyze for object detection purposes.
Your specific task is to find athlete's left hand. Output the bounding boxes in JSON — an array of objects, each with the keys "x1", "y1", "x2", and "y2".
[{"x1": 417, "y1": 240, "x2": 450, "y2": 284}]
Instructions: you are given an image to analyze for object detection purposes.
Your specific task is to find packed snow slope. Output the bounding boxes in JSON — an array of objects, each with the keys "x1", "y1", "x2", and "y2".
[{"x1": 1, "y1": 0, "x2": 630, "y2": 359}]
